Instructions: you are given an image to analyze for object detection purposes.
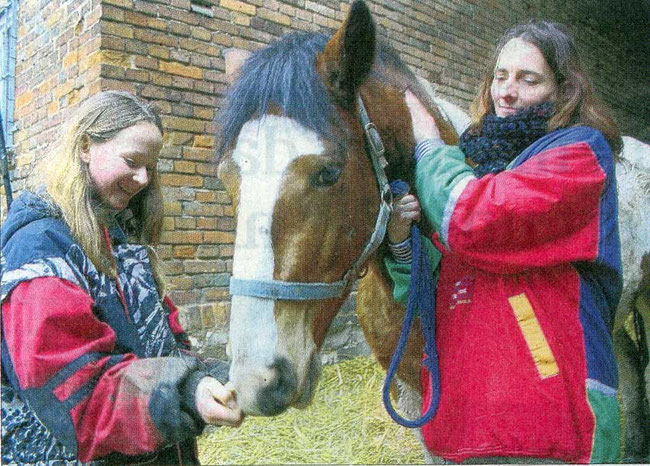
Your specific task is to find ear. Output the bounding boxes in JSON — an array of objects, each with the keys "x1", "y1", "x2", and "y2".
[
  {"x1": 79, "y1": 134, "x2": 91, "y2": 163},
  {"x1": 225, "y1": 48, "x2": 252, "y2": 84},
  {"x1": 316, "y1": 0, "x2": 376, "y2": 107}
]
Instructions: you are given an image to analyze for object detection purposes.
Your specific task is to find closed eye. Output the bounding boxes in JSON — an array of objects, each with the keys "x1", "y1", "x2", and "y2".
[{"x1": 311, "y1": 165, "x2": 342, "y2": 187}]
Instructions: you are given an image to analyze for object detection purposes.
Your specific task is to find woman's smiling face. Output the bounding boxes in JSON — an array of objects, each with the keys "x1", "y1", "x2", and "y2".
[
  {"x1": 490, "y1": 38, "x2": 558, "y2": 118},
  {"x1": 81, "y1": 122, "x2": 163, "y2": 211}
]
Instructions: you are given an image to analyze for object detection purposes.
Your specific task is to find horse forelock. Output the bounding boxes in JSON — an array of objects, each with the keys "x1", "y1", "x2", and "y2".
[{"x1": 218, "y1": 32, "x2": 340, "y2": 159}]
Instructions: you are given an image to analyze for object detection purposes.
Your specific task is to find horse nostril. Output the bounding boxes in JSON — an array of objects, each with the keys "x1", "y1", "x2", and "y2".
[{"x1": 257, "y1": 357, "x2": 297, "y2": 416}]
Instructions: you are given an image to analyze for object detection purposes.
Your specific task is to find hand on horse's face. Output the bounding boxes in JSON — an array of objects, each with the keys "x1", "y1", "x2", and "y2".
[
  {"x1": 195, "y1": 377, "x2": 244, "y2": 427},
  {"x1": 405, "y1": 89, "x2": 441, "y2": 144},
  {"x1": 388, "y1": 193, "x2": 421, "y2": 244}
]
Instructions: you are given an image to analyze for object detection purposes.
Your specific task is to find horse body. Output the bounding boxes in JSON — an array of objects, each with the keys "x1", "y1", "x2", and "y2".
[
  {"x1": 613, "y1": 136, "x2": 650, "y2": 461},
  {"x1": 217, "y1": 0, "x2": 649, "y2": 460}
]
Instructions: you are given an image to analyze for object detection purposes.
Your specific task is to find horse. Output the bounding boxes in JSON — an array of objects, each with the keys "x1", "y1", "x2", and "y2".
[{"x1": 215, "y1": 1, "x2": 650, "y2": 461}]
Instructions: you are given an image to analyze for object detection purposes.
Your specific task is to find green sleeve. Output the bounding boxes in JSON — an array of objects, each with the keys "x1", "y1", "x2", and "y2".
[
  {"x1": 414, "y1": 145, "x2": 475, "y2": 233},
  {"x1": 383, "y1": 234, "x2": 442, "y2": 306}
]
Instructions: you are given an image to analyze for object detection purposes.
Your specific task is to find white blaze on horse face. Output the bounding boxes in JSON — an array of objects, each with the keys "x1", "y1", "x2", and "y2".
[{"x1": 229, "y1": 115, "x2": 325, "y2": 371}]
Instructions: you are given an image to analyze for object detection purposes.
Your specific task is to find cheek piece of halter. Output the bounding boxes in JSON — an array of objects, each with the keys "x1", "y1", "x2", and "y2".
[
  {"x1": 228, "y1": 94, "x2": 393, "y2": 301},
  {"x1": 228, "y1": 94, "x2": 440, "y2": 428}
]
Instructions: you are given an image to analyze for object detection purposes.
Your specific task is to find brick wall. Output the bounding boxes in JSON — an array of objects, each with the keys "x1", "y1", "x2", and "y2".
[
  {"x1": 6, "y1": 0, "x2": 649, "y2": 357},
  {"x1": 9, "y1": 0, "x2": 101, "y2": 196}
]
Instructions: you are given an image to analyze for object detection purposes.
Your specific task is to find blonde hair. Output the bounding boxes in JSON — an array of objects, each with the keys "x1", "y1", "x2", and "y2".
[
  {"x1": 44, "y1": 91, "x2": 167, "y2": 294},
  {"x1": 469, "y1": 21, "x2": 622, "y2": 155}
]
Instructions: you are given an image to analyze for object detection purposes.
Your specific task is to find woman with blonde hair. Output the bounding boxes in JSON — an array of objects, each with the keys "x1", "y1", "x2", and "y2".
[{"x1": 1, "y1": 91, "x2": 242, "y2": 464}]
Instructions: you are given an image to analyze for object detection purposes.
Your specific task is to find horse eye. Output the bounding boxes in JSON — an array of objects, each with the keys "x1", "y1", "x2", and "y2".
[{"x1": 311, "y1": 165, "x2": 342, "y2": 187}]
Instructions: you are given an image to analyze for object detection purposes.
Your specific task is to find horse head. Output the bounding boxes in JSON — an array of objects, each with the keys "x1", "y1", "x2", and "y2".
[{"x1": 217, "y1": 0, "x2": 456, "y2": 416}]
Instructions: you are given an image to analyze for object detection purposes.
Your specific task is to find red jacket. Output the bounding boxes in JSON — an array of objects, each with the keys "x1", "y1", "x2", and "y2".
[{"x1": 387, "y1": 127, "x2": 621, "y2": 462}]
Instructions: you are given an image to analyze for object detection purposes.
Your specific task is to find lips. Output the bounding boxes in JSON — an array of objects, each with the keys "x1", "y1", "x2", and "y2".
[{"x1": 496, "y1": 106, "x2": 519, "y2": 117}]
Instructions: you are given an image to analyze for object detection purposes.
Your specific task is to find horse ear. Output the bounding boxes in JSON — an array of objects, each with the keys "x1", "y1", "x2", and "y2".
[
  {"x1": 225, "y1": 48, "x2": 252, "y2": 84},
  {"x1": 317, "y1": 0, "x2": 376, "y2": 107}
]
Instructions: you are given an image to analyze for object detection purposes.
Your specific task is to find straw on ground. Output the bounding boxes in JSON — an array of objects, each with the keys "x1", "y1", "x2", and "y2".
[{"x1": 198, "y1": 356, "x2": 425, "y2": 464}]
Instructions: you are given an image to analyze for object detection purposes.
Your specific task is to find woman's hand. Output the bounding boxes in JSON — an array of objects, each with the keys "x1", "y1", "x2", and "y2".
[
  {"x1": 405, "y1": 89, "x2": 440, "y2": 143},
  {"x1": 195, "y1": 377, "x2": 243, "y2": 427},
  {"x1": 388, "y1": 194, "x2": 421, "y2": 244}
]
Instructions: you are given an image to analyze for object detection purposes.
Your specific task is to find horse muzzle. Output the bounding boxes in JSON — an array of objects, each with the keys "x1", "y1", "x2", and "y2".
[
  {"x1": 230, "y1": 352, "x2": 321, "y2": 416},
  {"x1": 230, "y1": 356, "x2": 298, "y2": 416}
]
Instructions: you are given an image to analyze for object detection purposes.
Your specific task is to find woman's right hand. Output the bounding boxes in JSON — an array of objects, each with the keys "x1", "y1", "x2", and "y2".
[
  {"x1": 195, "y1": 377, "x2": 244, "y2": 427},
  {"x1": 388, "y1": 194, "x2": 421, "y2": 244},
  {"x1": 405, "y1": 89, "x2": 440, "y2": 143}
]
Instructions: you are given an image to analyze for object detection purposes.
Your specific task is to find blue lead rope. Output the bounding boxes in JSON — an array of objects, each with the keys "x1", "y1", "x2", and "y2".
[{"x1": 382, "y1": 180, "x2": 441, "y2": 428}]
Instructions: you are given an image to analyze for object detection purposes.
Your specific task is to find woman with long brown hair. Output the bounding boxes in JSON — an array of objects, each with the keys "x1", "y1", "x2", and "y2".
[{"x1": 387, "y1": 21, "x2": 622, "y2": 463}]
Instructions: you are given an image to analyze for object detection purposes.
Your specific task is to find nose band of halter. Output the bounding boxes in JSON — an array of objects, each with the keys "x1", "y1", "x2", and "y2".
[
  {"x1": 229, "y1": 94, "x2": 392, "y2": 302},
  {"x1": 229, "y1": 277, "x2": 348, "y2": 300}
]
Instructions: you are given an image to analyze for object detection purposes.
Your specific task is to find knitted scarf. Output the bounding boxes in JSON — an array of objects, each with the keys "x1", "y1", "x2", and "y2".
[{"x1": 459, "y1": 102, "x2": 554, "y2": 177}]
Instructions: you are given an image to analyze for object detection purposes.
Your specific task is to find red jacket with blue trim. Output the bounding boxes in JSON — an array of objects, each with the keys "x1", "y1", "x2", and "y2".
[
  {"x1": 1, "y1": 192, "x2": 227, "y2": 464},
  {"x1": 386, "y1": 126, "x2": 621, "y2": 463}
]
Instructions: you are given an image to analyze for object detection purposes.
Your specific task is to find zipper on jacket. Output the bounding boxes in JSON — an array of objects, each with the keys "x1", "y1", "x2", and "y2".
[{"x1": 102, "y1": 223, "x2": 131, "y2": 323}]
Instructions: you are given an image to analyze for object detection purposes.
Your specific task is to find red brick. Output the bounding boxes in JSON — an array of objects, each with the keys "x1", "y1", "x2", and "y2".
[
  {"x1": 160, "y1": 173, "x2": 204, "y2": 187},
  {"x1": 101, "y1": 79, "x2": 137, "y2": 93},
  {"x1": 182, "y1": 147, "x2": 214, "y2": 161},
  {"x1": 203, "y1": 231, "x2": 235, "y2": 244},
  {"x1": 101, "y1": 20, "x2": 134, "y2": 39},
  {"x1": 167, "y1": 290, "x2": 201, "y2": 306},
  {"x1": 196, "y1": 245, "x2": 220, "y2": 259},
  {"x1": 102, "y1": 5, "x2": 125, "y2": 22},
  {"x1": 124, "y1": 10, "x2": 150, "y2": 27},
  {"x1": 160, "y1": 230, "x2": 204, "y2": 244},
  {"x1": 163, "y1": 116, "x2": 206, "y2": 133},
  {"x1": 197, "y1": 217, "x2": 218, "y2": 229},
  {"x1": 194, "y1": 135, "x2": 215, "y2": 148},
  {"x1": 220, "y1": 0, "x2": 256, "y2": 15},
  {"x1": 174, "y1": 245, "x2": 196, "y2": 258},
  {"x1": 169, "y1": 275, "x2": 194, "y2": 290},
  {"x1": 183, "y1": 202, "x2": 221, "y2": 217},
  {"x1": 175, "y1": 216, "x2": 197, "y2": 230},
  {"x1": 147, "y1": 17, "x2": 168, "y2": 31},
  {"x1": 134, "y1": 28, "x2": 178, "y2": 47},
  {"x1": 174, "y1": 160, "x2": 196, "y2": 173}
]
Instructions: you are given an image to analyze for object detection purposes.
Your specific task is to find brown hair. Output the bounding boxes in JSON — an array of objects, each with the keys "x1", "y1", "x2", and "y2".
[
  {"x1": 44, "y1": 91, "x2": 167, "y2": 293},
  {"x1": 470, "y1": 21, "x2": 622, "y2": 154}
]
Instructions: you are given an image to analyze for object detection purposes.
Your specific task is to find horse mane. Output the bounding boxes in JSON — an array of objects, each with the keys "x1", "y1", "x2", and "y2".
[
  {"x1": 217, "y1": 31, "x2": 426, "y2": 159},
  {"x1": 217, "y1": 32, "x2": 336, "y2": 158}
]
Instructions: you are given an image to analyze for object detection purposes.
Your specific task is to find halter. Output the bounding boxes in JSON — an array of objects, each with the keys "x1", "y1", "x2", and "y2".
[{"x1": 229, "y1": 94, "x2": 393, "y2": 301}]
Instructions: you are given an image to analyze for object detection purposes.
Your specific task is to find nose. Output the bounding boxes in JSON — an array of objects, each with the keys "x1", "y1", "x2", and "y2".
[
  {"x1": 232, "y1": 357, "x2": 298, "y2": 416},
  {"x1": 497, "y1": 78, "x2": 517, "y2": 100},
  {"x1": 133, "y1": 166, "x2": 149, "y2": 187},
  {"x1": 256, "y1": 357, "x2": 297, "y2": 416}
]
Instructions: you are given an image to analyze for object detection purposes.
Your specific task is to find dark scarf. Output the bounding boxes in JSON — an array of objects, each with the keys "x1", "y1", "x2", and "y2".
[{"x1": 459, "y1": 102, "x2": 554, "y2": 177}]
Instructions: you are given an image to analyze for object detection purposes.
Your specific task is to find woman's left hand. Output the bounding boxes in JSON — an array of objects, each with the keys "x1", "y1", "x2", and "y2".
[
  {"x1": 388, "y1": 193, "x2": 421, "y2": 244},
  {"x1": 405, "y1": 89, "x2": 441, "y2": 143}
]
